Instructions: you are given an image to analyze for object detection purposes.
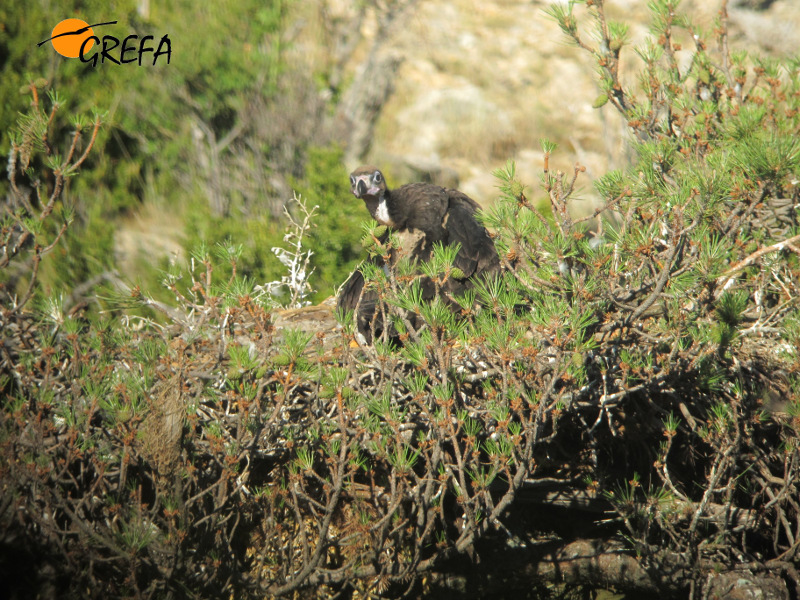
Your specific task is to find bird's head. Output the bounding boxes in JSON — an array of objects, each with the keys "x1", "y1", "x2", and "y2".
[{"x1": 349, "y1": 166, "x2": 386, "y2": 201}]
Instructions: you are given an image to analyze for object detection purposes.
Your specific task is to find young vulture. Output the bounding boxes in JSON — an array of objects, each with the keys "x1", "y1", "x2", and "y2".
[{"x1": 338, "y1": 165, "x2": 499, "y2": 341}]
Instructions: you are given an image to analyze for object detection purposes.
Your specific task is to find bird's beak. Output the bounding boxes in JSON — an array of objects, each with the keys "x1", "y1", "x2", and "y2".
[{"x1": 352, "y1": 176, "x2": 380, "y2": 199}]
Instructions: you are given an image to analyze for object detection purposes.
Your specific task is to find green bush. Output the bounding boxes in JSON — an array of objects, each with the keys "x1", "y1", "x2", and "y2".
[
  {"x1": 0, "y1": 0, "x2": 298, "y2": 307},
  {"x1": 292, "y1": 144, "x2": 368, "y2": 300}
]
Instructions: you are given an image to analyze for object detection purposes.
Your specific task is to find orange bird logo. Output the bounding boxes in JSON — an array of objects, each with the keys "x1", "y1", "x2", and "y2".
[{"x1": 39, "y1": 19, "x2": 116, "y2": 58}]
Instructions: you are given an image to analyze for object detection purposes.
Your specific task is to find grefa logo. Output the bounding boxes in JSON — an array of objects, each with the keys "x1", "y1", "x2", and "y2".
[{"x1": 39, "y1": 18, "x2": 171, "y2": 67}]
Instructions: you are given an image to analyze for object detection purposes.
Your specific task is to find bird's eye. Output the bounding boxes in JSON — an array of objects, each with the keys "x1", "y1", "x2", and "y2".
[
  {"x1": 350, "y1": 175, "x2": 356, "y2": 186},
  {"x1": 374, "y1": 171, "x2": 382, "y2": 183}
]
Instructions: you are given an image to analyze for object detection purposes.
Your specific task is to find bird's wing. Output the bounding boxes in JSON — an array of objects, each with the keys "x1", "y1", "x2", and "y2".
[
  {"x1": 337, "y1": 268, "x2": 365, "y2": 315},
  {"x1": 443, "y1": 189, "x2": 500, "y2": 280},
  {"x1": 337, "y1": 226, "x2": 391, "y2": 341},
  {"x1": 337, "y1": 265, "x2": 383, "y2": 343}
]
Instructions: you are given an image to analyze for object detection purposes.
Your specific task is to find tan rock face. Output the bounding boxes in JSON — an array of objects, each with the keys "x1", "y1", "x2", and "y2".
[
  {"x1": 730, "y1": 2, "x2": 800, "y2": 54},
  {"x1": 328, "y1": 0, "x2": 800, "y2": 209}
]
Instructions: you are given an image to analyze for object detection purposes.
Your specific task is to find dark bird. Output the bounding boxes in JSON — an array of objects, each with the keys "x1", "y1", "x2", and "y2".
[{"x1": 338, "y1": 165, "x2": 500, "y2": 342}]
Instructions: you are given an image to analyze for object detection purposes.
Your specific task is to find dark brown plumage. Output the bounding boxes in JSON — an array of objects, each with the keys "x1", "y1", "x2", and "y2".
[{"x1": 338, "y1": 166, "x2": 500, "y2": 342}]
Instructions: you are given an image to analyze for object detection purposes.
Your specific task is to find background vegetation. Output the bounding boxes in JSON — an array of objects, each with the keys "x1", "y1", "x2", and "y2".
[
  {"x1": 0, "y1": 0, "x2": 364, "y2": 308},
  {"x1": 2, "y1": 0, "x2": 800, "y2": 599}
]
